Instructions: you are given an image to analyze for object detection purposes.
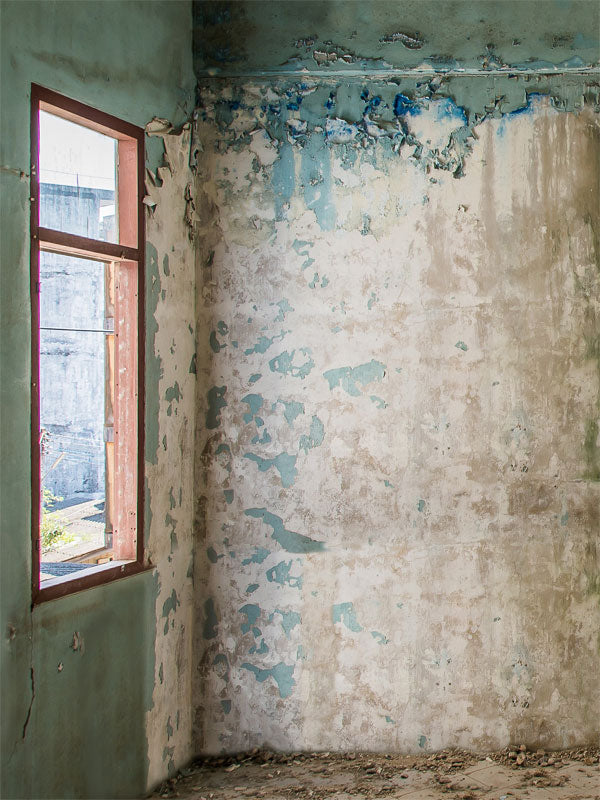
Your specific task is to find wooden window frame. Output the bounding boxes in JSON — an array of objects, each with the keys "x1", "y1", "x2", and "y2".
[{"x1": 30, "y1": 84, "x2": 148, "y2": 604}]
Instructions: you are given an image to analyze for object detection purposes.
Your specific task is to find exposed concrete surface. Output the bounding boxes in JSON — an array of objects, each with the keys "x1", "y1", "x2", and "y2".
[
  {"x1": 193, "y1": 88, "x2": 599, "y2": 754},
  {"x1": 149, "y1": 747, "x2": 600, "y2": 800}
]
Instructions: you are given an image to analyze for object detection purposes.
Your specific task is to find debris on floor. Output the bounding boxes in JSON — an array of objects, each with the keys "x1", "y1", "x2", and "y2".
[{"x1": 149, "y1": 745, "x2": 600, "y2": 800}]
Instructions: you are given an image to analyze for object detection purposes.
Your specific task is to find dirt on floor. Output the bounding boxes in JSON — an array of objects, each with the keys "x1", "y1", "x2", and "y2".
[{"x1": 149, "y1": 745, "x2": 600, "y2": 800}]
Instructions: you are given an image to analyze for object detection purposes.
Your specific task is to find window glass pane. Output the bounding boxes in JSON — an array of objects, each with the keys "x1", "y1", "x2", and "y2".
[
  {"x1": 39, "y1": 111, "x2": 118, "y2": 243},
  {"x1": 39, "y1": 252, "x2": 114, "y2": 581}
]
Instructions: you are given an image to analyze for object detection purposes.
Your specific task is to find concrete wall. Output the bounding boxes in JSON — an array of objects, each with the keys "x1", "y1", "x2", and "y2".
[
  {"x1": 0, "y1": 2, "x2": 196, "y2": 797},
  {"x1": 192, "y1": 2, "x2": 600, "y2": 756}
]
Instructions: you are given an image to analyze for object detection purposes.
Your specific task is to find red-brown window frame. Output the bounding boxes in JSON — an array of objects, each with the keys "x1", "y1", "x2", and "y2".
[{"x1": 30, "y1": 84, "x2": 148, "y2": 604}]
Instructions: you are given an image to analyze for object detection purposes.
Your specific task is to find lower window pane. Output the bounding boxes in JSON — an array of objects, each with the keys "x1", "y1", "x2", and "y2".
[{"x1": 39, "y1": 251, "x2": 114, "y2": 582}]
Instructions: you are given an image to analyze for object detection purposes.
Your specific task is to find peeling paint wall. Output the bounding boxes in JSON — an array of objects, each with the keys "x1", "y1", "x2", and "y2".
[
  {"x1": 192, "y1": 2, "x2": 599, "y2": 754},
  {"x1": 0, "y1": 2, "x2": 196, "y2": 797}
]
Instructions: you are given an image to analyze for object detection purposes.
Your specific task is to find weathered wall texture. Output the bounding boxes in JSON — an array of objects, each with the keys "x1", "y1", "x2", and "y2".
[
  {"x1": 192, "y1": 78, "x2": 600, "y2": 754},
  {"x1": 0, "y1": 2, "x2": 196, "y2": 797}
]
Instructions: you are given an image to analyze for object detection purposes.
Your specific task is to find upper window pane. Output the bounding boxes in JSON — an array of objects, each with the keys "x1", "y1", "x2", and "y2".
[{"x1": 39, "y1": 111, "x2": 118, "y2": 243}]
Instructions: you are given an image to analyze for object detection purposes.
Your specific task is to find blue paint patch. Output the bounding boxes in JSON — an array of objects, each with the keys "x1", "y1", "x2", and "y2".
[
  {"x1": 245, "y1": 508, "x2": 325, "y2": 553},
  {"x1": 371, "y1": 630, "x2": 389, "y2": 645},
  {"x1": 203, "y1": 598, "x2": 218, "y2": 640},
  {"x1": 323, "y1": 360, "x2": 386, "y2": 397},
  {"x1": 246, "y1": 583, "x2": 259, "y2": 594},
  {"x1": 325, "y1": 118, "x2": 359, "y2": 144},
  {"x1": 244, "y1": 452, "x2": 298, "y2": 488},
  {"x1": 299, "y1": 415, "x2": 325, "y2": 453},
  {"x1": 418, "y1": 735, "x2": 428, "y2": 749},
  {"x1": 269, "y1": 349, "x2": 315, "y2": 379},
  {"x1": 241, "y1": 662, "x2": 296, "y2": 698},
  {"x1": 249, "y1": 638, "x2": 269, "y2": 655},
  {"x1": 370, "y1": 395, "x2": 387, "y2": 409},
  {"x1": 266, "y1": 560, "x2": 303, "y2": 589},
  {"x1": 244, "y1": 331, "x2": 287, "y2": 356},
  {"x1": 455, "y1": 340, "x2": 468, "y2": 351},
  {"x1": 221, "y1": 699, "x2": 232, "y2": 714},
  {"x1": 241, "y1": 547, "x2": 271, "y2": 565},
  {"x1": 393, "y1": 93, "x2": 416, "y2": 117},
  {"x1": 239, "y1": 604, "x2": 261, "y2": 635},
  {"x1": 277, "y1": 399, "x2": 305, "y2": 427},
  {"x1": 332, "y1": 602, "x2": 363, "y2": 632},
  {"x1": 274, "y1": 298, "x2": 295, "y2": 322},
  {"x1": 207, "y1": 546, "x2": 223, "y2": 563},
  {"x1": 242, "y1": 393, "x2": 263, "y2": 423},
  {"x1": 162, "y1": 589, "x2": 180, "y2": 635},
  {"x1": 206, "y1": 386, "x2": 227, "y2": 429},
  {"x1": 273, "y1": 609, "x2": 301, "y2": 638},
  {"x1": 249, "y1": 373, "x2": 262, "y2": 384}
]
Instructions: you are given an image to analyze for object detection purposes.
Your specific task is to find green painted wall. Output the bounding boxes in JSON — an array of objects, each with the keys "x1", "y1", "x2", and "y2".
[{"x1": 0, "y1": 2, "x2": 194, "y2": 797}]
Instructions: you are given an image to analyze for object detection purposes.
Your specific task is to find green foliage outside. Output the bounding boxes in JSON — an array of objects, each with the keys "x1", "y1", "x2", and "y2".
[{"x1": 41, "y1": 489, "x2": 72, "y2": 551}]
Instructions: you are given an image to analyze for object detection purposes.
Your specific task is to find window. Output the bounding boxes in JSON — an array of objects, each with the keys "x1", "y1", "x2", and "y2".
[{"x1": 31, "y1": 85, "x2": 146, "y2": 602}]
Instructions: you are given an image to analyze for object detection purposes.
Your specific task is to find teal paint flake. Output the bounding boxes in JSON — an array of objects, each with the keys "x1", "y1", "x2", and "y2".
[
  {"x1": 246, "y1": 583, "x2": 259, "y2": 594},
  {"x1": 331, "y1": 325, "x2": 342, "y2": 333},
  {"x1": 417, "y1": 499, "x2": 426, "y2": 512},
  {"x1": 384, "y1": 480, "x2": 394, "y2": 488},
  {"x1": 166, "y1": 716, "x2": 174, "y2": 739},
  {"x1": 560, "y1": 509, "x2": 569, "y2": 526},
  {"x1": 165, "y1": 382, "x2": 181, "y2": 404},
  {"x1": 321, "y1": 276, "x2": 329, "y2": 288},
  {"x1": 213, "y1": 654, "x2": 230, "y2": 682},
  {"x1": 455, "y1": 340, "x2": 468, "y2": 351},
  {"x1": 269, "y1": 348, "x2": 315, "y2": 380},
  {"x1": 162, "y1": 589, "x2": 180, "y2": 635},
  {"x1": 169, "y1": 487, "x2": 176, "y2": 509},
  {"x1": 254, "y1": 416, "x2": 264, "y2": 427},
  {"x1": 395, "y1": 367, "x2": 402, "y2": 374},
  {"x1": 249, "y1": 373, "x2": 262, "y2": 384},
  {"x1": 206, "y1": 386, "x2": 227, "y2": 429},
  {"x1": 244, "y1": 452, "x2": 298, "y2": 488},
  {"x1": 367, "y1": 292, "x2": 377, "y2": 309},
  {"x1": 162, "y1": 254, "x2": 170, "y2": 276},
  {"x1": 241, "y1": 547, "x2": 271, "y2": 566},
  {"x1": 249, "y1": 639, "x2": 269, "y2": 655},
  {"x1": 266, "y1": 560, "x2": 303, "y2": 589},
  {"x1": 396, "y1": 603, "x2": 404, "y2": 609},
  {"x1": 277, "y1": 399, "x2": 305, "y2": 427},
  {"x1": 203, "y1": 598, "x2": 218, "y2": 640},
  {"x1": 217, "y1": 320, "x2": 229, "y2": 336},
  {"x1": 244, "y1": 331, "x2": 288, "y2": 356},
  {"x1": 371, "y1": 630, "x2": 389, "y2": 645},
  {"x1": 324, "y1": 359, "x2": 386, "y2": 397},
  {"x1": 332, "y1": 602, "x2": 363, "y2": 633},
  {"x1": 245, "y1": 508, "x2": 325, "y2": 553},
  {"x1": 251, "y1": 430, "x2": 272, "y2": 445},
  {"x1": 189, "y1": 352, "x2": 197, "y2": 374},
  {"x1": 207, "y1": 546, "x2": 223, "y2": 564},
  {"x1": 242, "y1": 393, "x2": 263, "y2": 423},
  {"x1": 239, "y1": 604, "x2": 261, "y2": 635},
  {"x1": 240, "y1": 662, "x2": 296, "y2": 698},
  {"x1": 158, "y1": 663, "x2": 164, "y2": 684},
  {"x1": 272, "y1": 140, "x2": 295, "y2": 220},
  {"x1": 210, "y1": 330, "x2": 226, "y2": 353},
  {"x1": 252, "y1": 626, "x2": 262, "y2": 637},
  {"x1": 385, "y1": 715, "x2": 395, "y2": 724},
  {"x1": 274, "y1": 298, "x2": 295, "y2": 322},
  {"x1": 370, "y1": 395, "x2": 387, "y2": 409},
  {"x1": 300, "y1": 133, "x2": 336, "y2": 231},
  {"x1": 297, "y1": 645, "x2": 306, "y2": 661},
  {"x1": 299, "y1": 415, "x2": 325, "y2": 454},
  {"x1": 273, "y1": 609, "x2": 301, "y2": 638},
  {"x1": 223, "y1": 489, "x2": 234, "y2": 504},
  {"x1": 418, "y1": 735, "x2": 428, "y2": 749},
  {"x1": 221, "y1": 699, "x2": 232, "y2": 714}
]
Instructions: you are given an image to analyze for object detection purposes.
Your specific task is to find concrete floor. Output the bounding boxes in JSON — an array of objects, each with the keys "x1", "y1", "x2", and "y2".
[{"x1": 150, "y1": 747, "x2": 600, "y2": 800}]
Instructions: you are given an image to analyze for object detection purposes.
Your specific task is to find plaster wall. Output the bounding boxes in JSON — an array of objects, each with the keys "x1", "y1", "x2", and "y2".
[
  {"x1": 192, "y1": 80, "x2": 600, "y2": 754},
  {"x1": 0, "y1": 2, "x2": 196, "y2": 796}
]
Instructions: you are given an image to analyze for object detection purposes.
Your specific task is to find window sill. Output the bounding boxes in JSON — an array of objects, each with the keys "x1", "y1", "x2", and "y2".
[{"x1": 34, "y1": 559, "x2": 153, "y2": 604}]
